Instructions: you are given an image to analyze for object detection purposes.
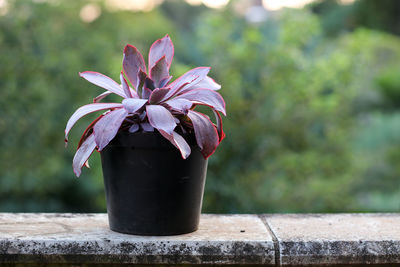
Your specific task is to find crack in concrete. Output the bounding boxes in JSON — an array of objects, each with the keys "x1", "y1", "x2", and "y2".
[{"x1": 259, "y1": 215, "x2": 280, "y2": 266}]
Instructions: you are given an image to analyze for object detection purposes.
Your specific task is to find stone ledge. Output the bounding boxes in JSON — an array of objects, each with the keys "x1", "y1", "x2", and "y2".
[
  {"x1": 263, "y1": 213, "x2": 400, "y2": 266},
  {"x1": 0, "y1": 213, "x2": 399, "y2": 266},
  {"x1": 0, "y1": 213, "x2": 274, "y2": 265}
]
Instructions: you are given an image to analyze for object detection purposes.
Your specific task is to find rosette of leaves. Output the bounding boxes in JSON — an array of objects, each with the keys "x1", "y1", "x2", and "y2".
[{"x1": 65, "y1": 35, "x2": 226, "y2": 177}]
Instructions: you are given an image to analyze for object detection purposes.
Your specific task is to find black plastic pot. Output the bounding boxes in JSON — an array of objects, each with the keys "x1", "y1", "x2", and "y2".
[{"x1": 100, "y1": 131, "x2": 208, "y2": 236}]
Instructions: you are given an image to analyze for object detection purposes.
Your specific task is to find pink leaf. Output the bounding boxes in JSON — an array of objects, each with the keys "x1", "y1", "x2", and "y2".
[
  {"x1": 164, "y1": 67, "x2": 210, "y2": 100},
  {"x1": 146, "y1": 105, "x2": 176, "y2": 134},
  {"x1": 187, "y1": 110, "x2": 219, "y2": 159},
  {"x1": 94, "y1": 108, "x2": 128, "y2": 151},
  {"x1": 150, "y1": 56, "x2": 169, "y2": 88},
  {"x1": 73, "y1": 134, "x2": 96, "y2": 177},
  {"x1": 79, "y1": 71, "x2": 126, "y2": 98},
  {"x1": 164, "y1": 98, "x2": 192, "y2": 113},
  {"x1": 65, "y1": 103, "x2": 123, "y2": 142},
  {"x1": 159, "y1": 130, "x2": 191, "y2": 159},
  {"x1": 149, "y1": 88, "x2": 170, "y2": 104},
  {"x1": 175, "y1": 88, "x2": 226, "y2": 115},
  {"x1": 123, "y1": 44, "x2": 146, "y2": 89},
  {"x1": 148, "y1": 34, "x2": 174, "y2": 70},
  {"x1": 120, "y1": 72, "x2": 133, "y2": 98},
  {"x1": 122, "y1": 98, "x2": 148, "y2": 113}
]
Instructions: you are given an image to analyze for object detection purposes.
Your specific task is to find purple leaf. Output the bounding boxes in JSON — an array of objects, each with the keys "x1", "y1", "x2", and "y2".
[
  {"x1": 139, "y1": 111, "x2": 146, "y2": 121},
  {"x1": 159, "y1": 130, "x2": 191, "y2": 159},
  {"x1": 164, "y1": 67, "x2": 210, "y2": 100},
  {"x1": 149, "y1": 88, "x2": 170, "y2": 104},
  {"x1": 93, "y1": 89, "x2": 138, "y2": 103},
  {"x1": 213, "y1": 110, "x2": 225, "y2": 142},
  {"x1": 120, "y1": 72, "x2": 133, "y2": 98},
  {"x1": 146, "y1": 105, "x2": 176, "y2": 134},
  {"x1": 131, "y1": 89, "x2": 139, "y2": 99},
  {"x1": 148, "y1": 34, "x2": 174, "y2": 70},
  {"x1": 150, "y1": 56, "x2": 169, "y2": 88},
  {"x1": 136, "y1": 70, "x2": 147, "y2": 98},
  {"x1": 77, "y1": 114, "x2": 103, "y2": 149},
  {"x1": 93, "y1": 91, "x2": 112, "y2": 103},
  {"x1": 140, "y1": 122, "x2": 154, "y2": 132},
  {"x1": 159, "y1": 76, "x2": 172, "y2": 88},
  {"x1": 79, "y1": 71, "x2": 126, "y2": 98},
  {"x1": 175, "y1": 89, "x2": 226, "y2": 115},
  {"x1": 122, "y1": 98, "x2": 148, "y2": 113},
  {"x1": 94, "y1": 108, "x2": 128, "y2": 151},
  {"x1": 144, "y1": 77, "x2": 155, "y2": 90},
  {"x1": 73, "y1": 134, "x2": 96, "y2": 177},
  {"x1": 129, "y1": 123, "x2": 139, "y2": 133},
  {"x1": 65, "y1": 103, "x2": 123, "y2": 142},
  {"x1": 142, "y1": 87, "x2": 152, "y2": 99},
  {"x1": 184, "y1": 76, "x2": 221, "y2": 91},
  {"x1": 164, "y1": 98, "x2": 192, "y2": 113},
  {"x1": 123, "y1": 44, "x2": 146, "y2": 89},
  {"x1": 187, "y1": 110, "x2": 219, "y2": 159}
]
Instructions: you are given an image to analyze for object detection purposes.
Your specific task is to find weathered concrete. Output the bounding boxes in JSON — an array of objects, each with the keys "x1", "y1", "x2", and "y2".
[
  {"x1": 263, "y1": 213, "x2": 400, "y2": 266},
  {"x1": 1, "y1": 213, "x2": 400, "y2": 266},
  {"x1": 0, "y1": 213, "x2": 274, "y2": 265}
]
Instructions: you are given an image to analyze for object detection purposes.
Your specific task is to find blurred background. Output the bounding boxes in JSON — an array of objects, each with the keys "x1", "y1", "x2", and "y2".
[{"x1": 1, "y1": 0, "x2": 400, "y2": 213}]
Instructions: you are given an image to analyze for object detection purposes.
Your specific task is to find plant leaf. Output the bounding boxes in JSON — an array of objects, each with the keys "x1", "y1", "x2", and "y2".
[
  {"x1": 142, "y1": 87, "x2": 152, "y2": 99},
  {"x1": 65, "y1": 103, "x2": 123, "y2": 142},
  {"x1": 149, "y1": 88, "x2": 170, "y2": 104},
  {"x1": 187, "y1": 110, "x2": 219, "y2": 159},
  {"x1": 213, "y1": 110, "x2": 225, "y2": 143},
  {"x1": 136, "y1": 70, "x2": 147, "y2": 98},
  {"x1": 93, "y1": 91, "x2": 112, "y2": 103},
  {"x1": 146, "y1": 105, "x2": 176, "y2": 134},
  {"x1": 94, "y1": 108, "x2": 128, "y2": 151},
  {"x1": 123, "y1": 44, "x2": 146, "y2": 89},
  {"x1": 79, "y1": 71, "x2": 126, "y2": 98},
  {"x1": 164, "y1": 98, "x2": 192, "y2": 113},
  {"x1": 148, "y1": 34, "x2": 174, "y2": 70},
  {"x1": 122, "y1": 98, "x2": 148, "y2": 113},
  {"x1": 120, "y1": 72, "x2": 133, "y2": 98},
  {"x1": 73, "y1": 134, "x2": 96, "y2": 177},
  {"x1": 164, "y1": 67, "x2": 210, "y2": 100},
  {"x1": 159, "y1": 76, "x2": 172, "y2": 88},
  {"x1": 77, "y1": 114, "x2": 103, "y2": 149},
  {"x1": 175, "y1": 88, "x2": 226, "y2": 115},
  {"x1": 150, "y1": 56, "x2": 169, "y2": 88},
  {"x1": 159, "y1": 130, "x2": 191, "y2": 159},
  {"x1": 184, "y1": 76, "x2": 221, "y2": 91},
  {"x1": 144, "y1": 76, "x2": 155, "y2": 90},
  {"x1": 129, "y1": 123, "x2": 139, "y2": 133},
  {"x1": 140, "y1": 122, "x2": 154, "y2": 132}
]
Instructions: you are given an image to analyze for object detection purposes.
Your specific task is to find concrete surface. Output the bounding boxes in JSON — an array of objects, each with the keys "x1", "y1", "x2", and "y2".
[
  {"x1": 0, "y1": 213, "x2": 274, "y2": 265},
  {"x1": 1, "y1": 213, "x2": 400, "y2": 266},
  {"x1": 264, "y1": 213, "x2": 400, "y2": 266}
]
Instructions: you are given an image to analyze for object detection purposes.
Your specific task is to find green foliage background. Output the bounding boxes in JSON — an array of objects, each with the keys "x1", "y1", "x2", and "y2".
[{"x1": 1, "y1": 0, "x2": 400, "y2": 213}]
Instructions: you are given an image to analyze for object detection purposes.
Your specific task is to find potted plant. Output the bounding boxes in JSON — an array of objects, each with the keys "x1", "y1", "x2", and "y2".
[{"x1": 65, "y1": 35, "x2": 226, "y2": 235}]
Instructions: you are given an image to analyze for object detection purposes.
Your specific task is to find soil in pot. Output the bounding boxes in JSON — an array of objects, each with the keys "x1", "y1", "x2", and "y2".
[{"x1": 100, "y1": 131, "x2": 208, "y2": 236}]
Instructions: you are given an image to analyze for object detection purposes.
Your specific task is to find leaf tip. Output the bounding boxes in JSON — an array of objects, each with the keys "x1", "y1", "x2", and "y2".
[{"x1": 73, "y1": 166, "x2": 81, "y2": 178}]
